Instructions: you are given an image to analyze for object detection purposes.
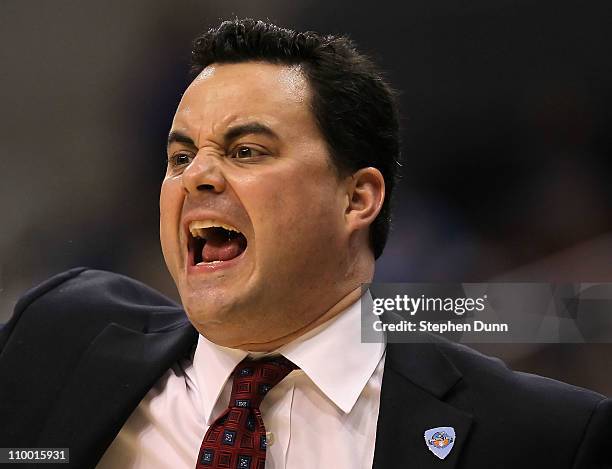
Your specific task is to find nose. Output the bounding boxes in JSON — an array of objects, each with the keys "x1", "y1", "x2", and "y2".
[{"x1": 181, "y1": 151, "x2": 226, "y2": 194}]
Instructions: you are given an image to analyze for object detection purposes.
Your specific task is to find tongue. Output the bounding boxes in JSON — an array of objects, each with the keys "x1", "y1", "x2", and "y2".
[{"x1": 202, "y1": 230, "x2": 246, "y2": 262}]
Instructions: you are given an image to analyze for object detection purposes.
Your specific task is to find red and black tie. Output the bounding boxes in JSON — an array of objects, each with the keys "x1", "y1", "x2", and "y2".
[{"x1": 196, "y1": 356, "x2": 297, "y2": 469}]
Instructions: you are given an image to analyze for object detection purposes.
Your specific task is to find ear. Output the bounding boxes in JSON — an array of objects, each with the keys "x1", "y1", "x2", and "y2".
[{"x1": 344, "y1": 167, "x2": 385, "y2": 232}]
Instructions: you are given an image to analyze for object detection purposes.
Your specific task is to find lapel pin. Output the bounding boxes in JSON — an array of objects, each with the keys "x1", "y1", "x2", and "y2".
[{"x1": 424, "y1": 426, "x2": 456, "y2": 460}]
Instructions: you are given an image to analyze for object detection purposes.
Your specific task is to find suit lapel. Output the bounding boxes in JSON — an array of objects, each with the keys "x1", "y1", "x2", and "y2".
[
  {"x1": 373, "y1": 341, "x2": 473, "y2": 469},
  {"x1": 37, "y1": 320, "x2": 197, "y2": 468}
]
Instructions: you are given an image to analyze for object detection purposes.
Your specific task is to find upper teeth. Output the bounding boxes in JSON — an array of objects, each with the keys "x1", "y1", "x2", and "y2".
[{"x1": 189, "y1": 220, "x2": 241, "y2": 239}]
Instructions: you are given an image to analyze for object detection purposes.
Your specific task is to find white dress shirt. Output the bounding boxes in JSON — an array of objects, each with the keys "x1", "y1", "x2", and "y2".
[{"x1": 97, "y1": 294, "x2": 386, "y2": 469}]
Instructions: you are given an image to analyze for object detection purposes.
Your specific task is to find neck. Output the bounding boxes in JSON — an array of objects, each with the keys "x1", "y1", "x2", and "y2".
[
  {"x1": 234, "y1": 285, "x2": 364, "y2": 352},
  {"x1": 229, "y1": 247, "x2": 375, "y2": 352}
]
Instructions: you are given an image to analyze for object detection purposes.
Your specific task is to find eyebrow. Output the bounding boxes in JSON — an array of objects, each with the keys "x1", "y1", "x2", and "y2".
[
  {"x1": 167, "y1": 131, "x2": 196, "y2": 148},
  {"x1": 223, "y1": 122, "x2": 279, "y2": 143},
  {"x1": 166, "y1": 122, "x2": 278, "y2": 149}
]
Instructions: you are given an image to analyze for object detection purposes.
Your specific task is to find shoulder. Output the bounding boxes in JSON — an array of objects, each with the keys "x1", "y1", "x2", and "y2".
[
  {"x1": 430, "y1": 338, "x2": 611, "y2": 466},
  {"x1": 0, "y1": 268, "x2": 193, "y2": 449},
  {"x1": 15, "y1": 267, "x2": 179, "y2": 311},
  {"x1": 434, "y1": 337, "x2": 606, "y2": 407},
  {"x1": 1, "y1": 268, "x2": 186, "y2": 353}
]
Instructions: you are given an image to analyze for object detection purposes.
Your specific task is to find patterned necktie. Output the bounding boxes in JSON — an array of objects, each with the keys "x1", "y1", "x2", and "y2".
[{"x1": 196, "y1": 355, "x2": 297, "y2": 469}]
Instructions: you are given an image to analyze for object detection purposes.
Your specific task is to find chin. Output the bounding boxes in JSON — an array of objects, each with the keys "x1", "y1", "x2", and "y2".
[
  {"x1": 182, "y1": 292, "x2": 239, "y2": 329},
  {"x1": 184, "y1": 309, "x2": 248, "y2": 347}
]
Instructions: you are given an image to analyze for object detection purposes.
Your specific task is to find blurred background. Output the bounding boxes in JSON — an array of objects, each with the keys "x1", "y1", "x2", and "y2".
[{"x1": 1, "y1": 0, "x2": 611, "y2": 394}]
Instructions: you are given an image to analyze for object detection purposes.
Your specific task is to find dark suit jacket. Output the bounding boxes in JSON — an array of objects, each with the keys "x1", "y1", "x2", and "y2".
[{"x1": 1, "y1": 268, "x2": 611, "y2": 468}]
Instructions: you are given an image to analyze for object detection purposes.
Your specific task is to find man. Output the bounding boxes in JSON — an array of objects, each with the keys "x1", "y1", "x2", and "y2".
[{"x1": 0, "y1": 18, "x2": 610, "y2": 469}]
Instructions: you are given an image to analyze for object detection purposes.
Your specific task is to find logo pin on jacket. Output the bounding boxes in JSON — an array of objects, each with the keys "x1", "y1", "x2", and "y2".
[{"x1": 424, "y1": 426, "x2": 456, "y2": 460}]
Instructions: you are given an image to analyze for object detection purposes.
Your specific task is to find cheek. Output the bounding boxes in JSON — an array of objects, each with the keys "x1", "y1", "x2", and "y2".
[
  {"x1": 159, "y1": 178, "x2": 183, "y2": 259},
  {"x1": 245, "y1": 172, "x2": 341, "y2": 253}
]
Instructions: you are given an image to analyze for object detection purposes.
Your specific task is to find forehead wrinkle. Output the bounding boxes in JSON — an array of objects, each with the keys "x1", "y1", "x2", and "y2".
[
  {"x1": 174, "y1": 97, "x2": 239, "y2": 149},
  {"x1": 194, "y1": 113, "x2": 241, "y2": 149}
]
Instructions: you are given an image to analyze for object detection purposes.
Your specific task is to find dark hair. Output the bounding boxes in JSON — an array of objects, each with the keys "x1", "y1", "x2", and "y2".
[{"x1": 190, "y1": 18, "x2": 400, "y2": 259}]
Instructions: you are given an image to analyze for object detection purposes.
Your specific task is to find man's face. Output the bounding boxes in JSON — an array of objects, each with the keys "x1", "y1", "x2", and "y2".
[{"x1": 160, "y1": 62, "x2": 352, "y2": 348}]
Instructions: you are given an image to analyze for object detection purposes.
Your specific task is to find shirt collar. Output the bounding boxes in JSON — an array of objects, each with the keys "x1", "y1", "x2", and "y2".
[
  {"x1": 192, "y1": 333, "x2": 248, "y2": 425},
  {"x1": 192, "y1": 290, "x2": 385, "y2": 423}
]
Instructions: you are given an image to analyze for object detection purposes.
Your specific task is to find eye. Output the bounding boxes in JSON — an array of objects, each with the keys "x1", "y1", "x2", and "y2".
[
  {"x1": 230, "y1": 145, "x2": 265, "y2": 159},
  {"x1": 168, "y1": 152, "x2": 193, "y2": 167}
]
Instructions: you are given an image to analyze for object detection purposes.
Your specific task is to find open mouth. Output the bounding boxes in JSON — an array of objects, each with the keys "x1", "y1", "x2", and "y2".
[{"x1": 188, "y1": 220, "x2": 248, "y2": 266}]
